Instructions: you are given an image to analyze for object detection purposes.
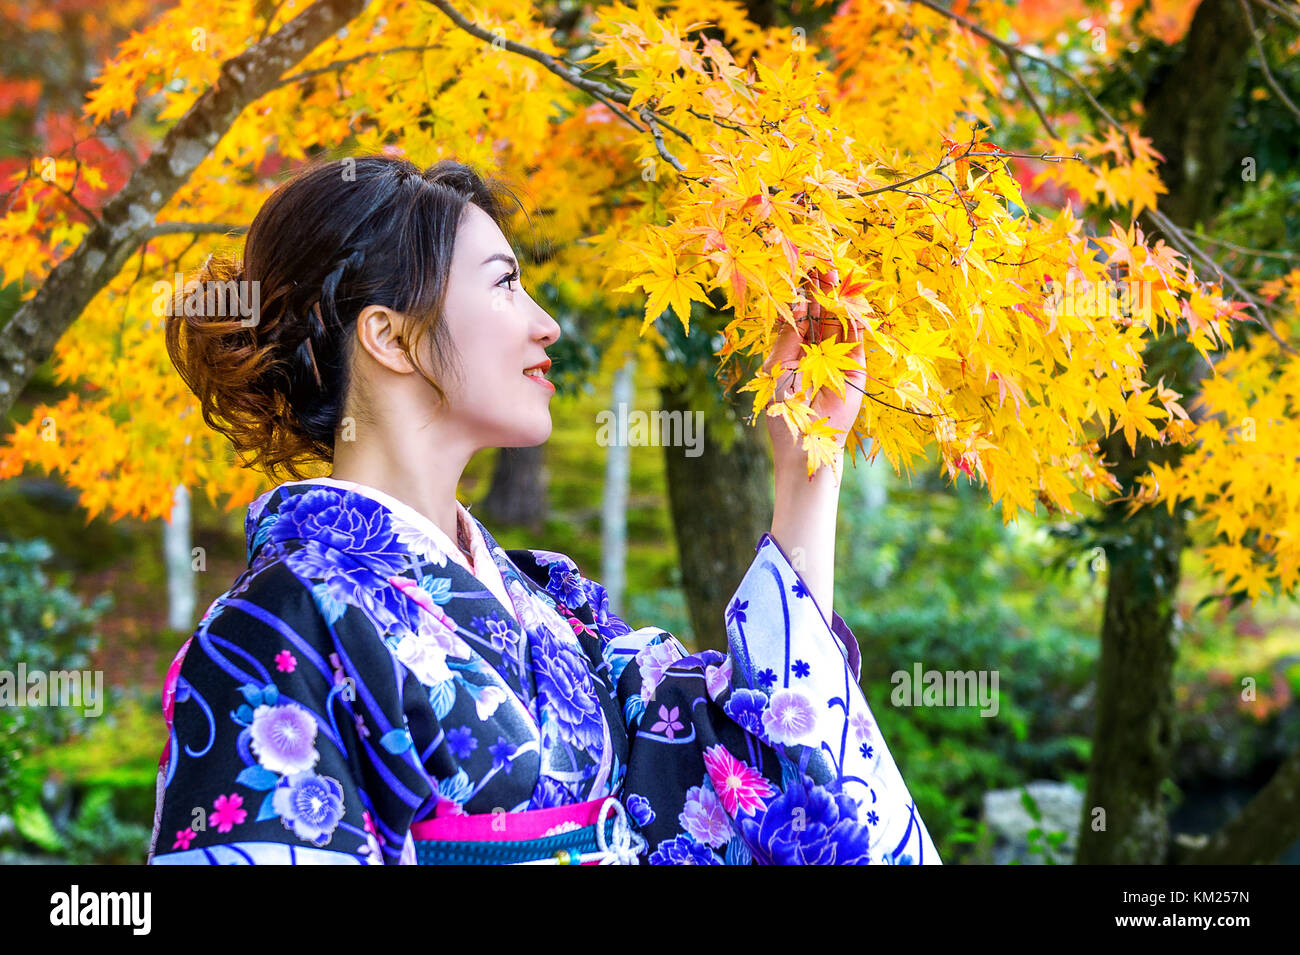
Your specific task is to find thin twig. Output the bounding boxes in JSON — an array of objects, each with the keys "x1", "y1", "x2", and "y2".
[
  {"x1": 1247, "y1": 0, "x2": 1300, "y2": 31},
  {"x1": 908, "y1": 0, "x2": 1299, "y2": 357},
  {"x1": 145, "y1": 222, "x2": 248, "y2": 238},
  {"x1": 275, "y1": 44, "x2": 447, "y2": 89},
  {"x1": 1238, "y1": 0, "x2": 1300, "y2": 123}
]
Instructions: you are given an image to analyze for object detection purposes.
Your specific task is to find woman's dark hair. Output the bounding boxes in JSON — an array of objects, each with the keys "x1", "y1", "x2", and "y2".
[{"x1": 164, "y1": 154, "x2": 526, "y2": 480}]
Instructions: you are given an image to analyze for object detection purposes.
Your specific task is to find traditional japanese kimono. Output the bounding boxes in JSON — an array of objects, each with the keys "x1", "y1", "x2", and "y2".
[{"x1": 146, "y1": 476, "x2": 940, "y2": 865}]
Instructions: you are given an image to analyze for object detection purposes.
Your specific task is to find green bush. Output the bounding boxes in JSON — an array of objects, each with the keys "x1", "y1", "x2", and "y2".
[
  {"x1": 0, "y1": 537, "x2": 112, "y2": 814},
  {"x1": 833, "y1": 463, "x2": 1101, "y2": 862}
]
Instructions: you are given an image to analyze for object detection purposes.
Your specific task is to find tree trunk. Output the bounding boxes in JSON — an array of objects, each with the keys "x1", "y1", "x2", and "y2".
[
  {"x1": 601, "y1": 359, "x2": 635, "y2": 618},
  {"x1": 163, "y1": 483, "x2": 196, "y2": 631},
  {"x1": 1076, "y1": 0, "x2": 1254, "y2": 864},
  {"x1": 478, "y1": 445, "x2": 546, "y2": 532},
  {"x1": 660, "y1": 382, "x2": 772, "y2": 648}
]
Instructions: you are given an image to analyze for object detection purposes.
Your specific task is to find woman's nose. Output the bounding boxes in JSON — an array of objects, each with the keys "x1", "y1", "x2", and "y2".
[{"x1": 535, "y1": 299, "x2": 562, "y2": 346}]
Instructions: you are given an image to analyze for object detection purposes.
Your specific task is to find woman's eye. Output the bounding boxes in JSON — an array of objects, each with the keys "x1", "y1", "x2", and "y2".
[{"x1": 498, "y1": 270, "x2": 520, "y2": 291}]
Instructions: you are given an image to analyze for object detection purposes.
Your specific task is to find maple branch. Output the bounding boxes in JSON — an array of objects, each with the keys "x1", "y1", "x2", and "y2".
[
  {"x1": 421, "y1": 0, "x2": 691, "y2": 173},
  {"x1": 1146, "y1": 205, "x2": 1297, "y2": 356},
  {"x1": 639, "y1": 106, "x2": 686, "y2": 172},
  {"x1": 1001, "y1": 45, "x2": 1056, "y2": 137},
  {"x1": 907, "y1": 0, "x2": 1299, "y2": 358},
  {"x1": 144, "y1": 222, "x2": 248, "y2": 239},
  {"x1": 1246, "y1": 0, "x2": 1300, "y2": 32},
  {"x1": 907, "y1": 0, "x2": 1125, "y2": 131},
  {"x1": 1238, "y1": 0, "x2": 1300, "y2": 123},
  {"x1": 257, "y1": 0, "x2": 293, "y2": 43},
  {"x1": 1188, "y1": 232, "x2": 1300, "y2": 261},
  {"x1": 0, "y1": 0, "x2": 373, "y2": 418},
  {"x1": 273, "y1": 44, "x2": 447, "y2": 90},
  {"x1": 36, "y1": 170, "x2": 101, "y2": 228}
]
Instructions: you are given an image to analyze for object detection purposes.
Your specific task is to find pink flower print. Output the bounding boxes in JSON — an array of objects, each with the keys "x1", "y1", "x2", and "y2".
[
  {"x1": 275, "y1": 649, "x2": 297, "y2": 673},
  {"x1": 388, "y1": 575, "x2": 438, "y2": 615},
  {"x1": 650, "y1": 704, "x2": 684, "y2": 740},
  {"x1": 761, "y1": 688, "x2": 818, "y2": 745},
  {"x1": 354, "y1": 713, "x2": 370, "y2": 739},
  {"x1": 705, "y1": 655, "x2": 733, "y2": 700},
  {"x1": 211, "y1": 793, "x2": 247, "y2": 833},
  {"x1": 329, "y1": 652, "x2": 346, "y2": 686},
  {"x1": 637, "y1": 640, "x2": 682, "y2": 705},
  {"x1": 434, "y1": 795, "x2": 467, "y2": 818},
  {"x1": 703, "y1": 744, "x2": 774, "y2": 816},
  {"x1": 161, "y1": 638, "x2": 192, "y2": 727},
  {"x1": 362, "y1": 809, "x2": 386, "y2": 847},
  {"x1": 851, "y1": 710, "x2": 874, "y2": 742},
  {"x1": 680, "y1": 784, "x2": 732, "y2": 847},
  {"x1": 559, "y1": 604, "x2": 597, "y2": 640},
  {"x1": 172, "y1": 827, "x2": 195, "y2": 850},
  {"x1": 250, "y1": 703, "x2": 321, "y2": 775}
]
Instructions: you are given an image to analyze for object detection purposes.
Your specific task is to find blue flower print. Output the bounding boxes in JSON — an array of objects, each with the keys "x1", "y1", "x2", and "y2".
[
  {"x1": 530, "y1": 624, "x2": 605, "y2": 752},
  {"x1": 489, "y1": 736, "x2": 518, "y2": 774},
  {"x1": 446, "y1": 726, "x2": 477, "y2": 760},
  {"x1": 738, "y1": 775, "x2": 872, "y2": 865},
  {"x1": 757, "y1": 667, "x2": 778, "y2": 691},
  {"x1": 272, "y1": 772, "x2": 345, "y2": 847},
  {"x1": 625, "y1": 792, "x2": 655, "y2": 828},
  {"x1": 528, "y1": 775, "x2": 575, "y2": 810},
  {"x1": 722, "y1": 688, "x2": 769, "y2": 740},
  {"x1": 471, "y1": 609, "x2": 521, "y2": 670},
  {"x1": 545, "y1": 561, "x2": 588, "y2": 611},
  {"x1": 272, "y1": 488, "x2": 408, "y2": 575},
  {"x1": 726, "y1": 598, "x2": 748, "y2": 628},
  {"x1": 793, "y1": 659, "x2": 811, "y2": 679},
  {"x1": 648, "y1": 834, "x2": 722, "y2": 865}
]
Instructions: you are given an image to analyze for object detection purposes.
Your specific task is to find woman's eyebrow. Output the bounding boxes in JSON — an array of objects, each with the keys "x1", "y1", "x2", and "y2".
[{"x1": 481, "y1": 252, "x2": 518, "y2": 270}]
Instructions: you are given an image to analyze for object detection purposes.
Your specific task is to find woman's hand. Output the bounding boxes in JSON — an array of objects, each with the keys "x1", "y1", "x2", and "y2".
[
  {"x1": 762, "y1": 266, "x2": 867, "y2": 624},
  {"x1": 761, "y1": 267, "x2": 866, "y2": 484}
]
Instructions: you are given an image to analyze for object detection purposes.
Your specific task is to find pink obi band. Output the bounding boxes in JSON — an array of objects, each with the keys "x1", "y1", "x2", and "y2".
[{"x1": 410, "y1": 796, "x2": 608, "y2": 843}]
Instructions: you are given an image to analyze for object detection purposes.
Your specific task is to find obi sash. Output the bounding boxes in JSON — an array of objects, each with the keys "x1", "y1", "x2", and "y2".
[{"x1": 410, "y1": 795, "x2": 647, "y2": 865}]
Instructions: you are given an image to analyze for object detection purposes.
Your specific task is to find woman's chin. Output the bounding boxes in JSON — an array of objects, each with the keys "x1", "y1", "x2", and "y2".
[{"x1": 502, "y1": 416, "x2": 552, "y2": 448}]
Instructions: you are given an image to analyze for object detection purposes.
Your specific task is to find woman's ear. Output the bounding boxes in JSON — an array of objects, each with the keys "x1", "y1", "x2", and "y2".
[{"x1": 354, "y1": 305, "x2": 415, "y2": 374}]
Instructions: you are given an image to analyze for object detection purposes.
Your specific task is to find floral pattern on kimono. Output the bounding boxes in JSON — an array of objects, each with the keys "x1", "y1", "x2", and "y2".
[{"x1": 147, "y1": 479, "x2": 939, "y2": 865}]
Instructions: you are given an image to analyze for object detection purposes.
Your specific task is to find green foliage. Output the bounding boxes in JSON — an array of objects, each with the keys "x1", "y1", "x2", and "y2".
[
  {"x1": 0, "y1": 537, "x2": 111, "y2": 814},
  {"x1": 1018, "y1": 786, "x2": 1071, "y2": 865},
  {"x1": 834, "y1": 460, "x2": 1102, "y2": 862}
]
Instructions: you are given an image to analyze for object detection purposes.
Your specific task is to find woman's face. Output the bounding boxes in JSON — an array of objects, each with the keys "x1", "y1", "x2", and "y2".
[{"x1": 434, "y1": 202, "x2": 562, "y2": 448}]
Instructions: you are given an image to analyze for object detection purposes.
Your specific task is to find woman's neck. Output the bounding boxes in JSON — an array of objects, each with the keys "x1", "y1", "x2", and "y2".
[{"x1": 329, "y1": 437, "x2": 476, "y2": 550}]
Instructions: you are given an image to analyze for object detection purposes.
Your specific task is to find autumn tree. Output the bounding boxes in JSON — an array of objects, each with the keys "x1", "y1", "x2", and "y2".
[{"x1": 1, "y1": 0, "x2": 1298, "y2": 862}]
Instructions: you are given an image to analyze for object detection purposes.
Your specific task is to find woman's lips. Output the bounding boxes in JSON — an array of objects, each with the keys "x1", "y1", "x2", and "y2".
[{"x1": 524, "y1": 370, "x2": 555, "y2": 394}]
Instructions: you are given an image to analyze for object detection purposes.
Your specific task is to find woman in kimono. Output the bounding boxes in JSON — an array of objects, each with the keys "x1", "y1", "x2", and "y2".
[{"x1": 149, "y1": 155, "x2": 940, "y2": 865}]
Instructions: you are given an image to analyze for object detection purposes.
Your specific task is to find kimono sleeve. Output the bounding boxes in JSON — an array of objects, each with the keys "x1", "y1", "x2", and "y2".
[
  {"x1": 146, "y1": 561, "x2": 433, "y2": 865},
  {"x1": 576, "y1": 533, "x2": 940, "y2": 866}
]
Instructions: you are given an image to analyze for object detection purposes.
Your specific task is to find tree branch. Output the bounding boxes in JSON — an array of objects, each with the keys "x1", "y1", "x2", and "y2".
[
  {"x1": 1247, "y1": 0, "x2": 1300, "y2": 31},
  {"x1": 144, "y1": 222, "x2": 249, "y2": 239},
  {"x1": 1238, "y1": 0, "x2": 1300, "y2": 123},
  {"x1": 421, "y1": 0, "x2": 690, "y2": 172},
  {"x1": 906, "y1": 0, "x2": 1299, "y2": 357},
  {"x1": 0, "y1": 0, "x2": 373, "y2": 418},
  {"x1": 1172, "y1": 744, "x2": 1300, "y2": 864}
]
